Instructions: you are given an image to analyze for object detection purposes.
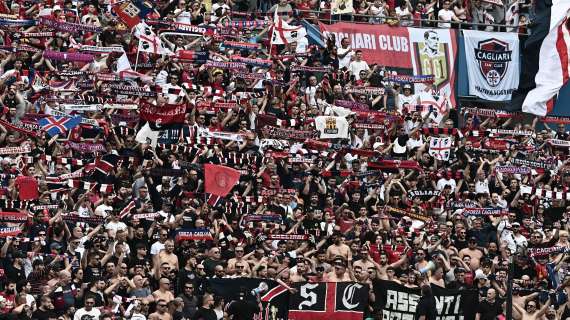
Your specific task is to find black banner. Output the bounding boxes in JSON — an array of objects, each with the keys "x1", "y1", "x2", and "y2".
[{"x1": 373, "y1": 280, "x2": 478, "y2": 320}]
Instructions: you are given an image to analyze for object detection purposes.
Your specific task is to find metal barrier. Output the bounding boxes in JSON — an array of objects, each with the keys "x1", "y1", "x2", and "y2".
[{"x1": 229, "y1": 9, "x2": 528, "y2": 35}]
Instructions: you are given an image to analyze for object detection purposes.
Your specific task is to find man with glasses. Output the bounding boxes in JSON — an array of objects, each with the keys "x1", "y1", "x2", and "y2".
[
  {"x1": 73, "y1": 296, "x2": 100, "y2": 320},
  {"x1": 459, "y1": 237, "x2": 484, "y2": 270},
  {"x1": 153, "y1": 277, "x2": 175, "y2": 303},
  {"x1": 178, "y1": 281, "x2": 198, "y2": 318},
  {"x1": 227, "y1": 246, "x2": 251, "y2": 275},
  {"x1": 149, "y1": 299, "x2": 173, "y2": 320}
]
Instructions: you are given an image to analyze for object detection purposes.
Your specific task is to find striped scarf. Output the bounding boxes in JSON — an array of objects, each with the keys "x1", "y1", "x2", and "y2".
[
  {"x1": 230, "y1": 56, "x2": 272, "y2": 67},
  {"x1": 0, "y1": 145, "x2": 31, "y2": 155},
  {"x1": 495, "y1": 166, "x2": 531, "y2": 174},
  {"x1": 345, "y1": 86, "x2": 385, "y2": 95},
  {"x1": 520, "y1": 185, "x2": 570, "y2": 199},
  {"x1": 39, "y1": 17, "x2": 102, "y2": 33},
  {"x1": 222, "y1": 41, "x2": 260, "y2": 51},
  {"x1": 43, "y1": 50, "x2": 94, "y2": 62},
  {"x1": 290, "y1": 65, "x2": 332, "y2": 73},
  {"x1": 383, "y1": 74, "x2": 435, "y2": 84}
]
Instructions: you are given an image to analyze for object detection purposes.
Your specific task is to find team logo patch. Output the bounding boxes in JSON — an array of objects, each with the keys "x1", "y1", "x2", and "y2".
[{"x1": 474, "y1": 38, "x2": 512, "y2": 87}]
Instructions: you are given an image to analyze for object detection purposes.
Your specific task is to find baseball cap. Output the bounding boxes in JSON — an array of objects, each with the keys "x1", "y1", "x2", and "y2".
[{"x1": 403, "y1": 83, "x2": 412, "y2": 90}]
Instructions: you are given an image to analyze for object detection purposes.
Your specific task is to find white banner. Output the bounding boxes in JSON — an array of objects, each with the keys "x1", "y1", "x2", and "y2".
[{"x1": 463, "y1": 30, "x2": 520, "y2": 101}]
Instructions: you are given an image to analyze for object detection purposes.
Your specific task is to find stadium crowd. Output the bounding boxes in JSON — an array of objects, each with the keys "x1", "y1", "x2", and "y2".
[{"x1": 0, "y1": 0, "x2": 561, "y2": 320}]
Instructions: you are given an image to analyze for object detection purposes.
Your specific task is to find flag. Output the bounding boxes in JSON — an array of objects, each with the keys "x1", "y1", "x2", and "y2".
[
  {"x1": 511, "y1": 1, "x2": 570, "y2": 115},
  {"x1": 133, "y1": 22, "x2": 173, "y2": 56},
  {"x1": 92, "y1": 154, "x2": 120, "y2": 183},
  {"x1": 429, "y1": 137, "x2": 453, "y2": 161},
  {"x1": 135, "y1": 122, "x2": 160, "y2": 148},
  {"x1": 288, "y1": 282, "x2": 368, "y2": 320},
  {"x1": 113, "y1": 0, "x2": 153, "y2": 28},
  {"x1": 38, "y1": 116, "x2": 81, "y2": 137},
  {"x1": 204, "y1": 164, "x2": 241, "y2": 197},
  {"x1": 271, "y1": 13, "x2": 307, "y2": 45}
]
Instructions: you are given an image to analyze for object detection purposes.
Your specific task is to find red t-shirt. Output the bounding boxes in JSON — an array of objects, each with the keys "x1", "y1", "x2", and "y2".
[{"x1": 15, "y1": 176, "x2": 38, "y2": 200}]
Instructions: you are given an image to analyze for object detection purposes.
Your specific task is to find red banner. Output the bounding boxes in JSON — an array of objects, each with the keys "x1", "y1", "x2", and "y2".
[
  {"x1": 320, "y1": 22, "x2": 412, "y2": 70},
  {"x1": 140, "y1": 102, "x2": 186, "y2": 126}
]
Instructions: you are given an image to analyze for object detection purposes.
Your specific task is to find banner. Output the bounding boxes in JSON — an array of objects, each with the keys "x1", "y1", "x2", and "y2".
[
  {"x1": 288, "y1": 282, "x2": 368, "y2": 320},
  {"x1": 314, "y1": 116, "x2": 349, "y2": 139},
  {"x1": 320, "y1": 24, "x2": 457, "y2": 105},
  {"x1": 139, "y1": 102, "x2": 186, "y2": 129},
  {"x1": 463, "y1": 30, "x2": 520, "y2": 101},
  {"x1": 374, "y1": 280, "x2": 478, "y2": 320}
]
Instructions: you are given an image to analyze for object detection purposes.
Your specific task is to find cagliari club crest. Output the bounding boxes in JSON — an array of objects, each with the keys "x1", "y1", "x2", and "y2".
[{"x1": 474, "y1": 38, "x2": 512, "y2": 87}]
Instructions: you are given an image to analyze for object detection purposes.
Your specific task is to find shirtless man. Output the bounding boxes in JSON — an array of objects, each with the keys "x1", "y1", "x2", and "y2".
[
  {"x1": 326, "y1": 235, "x2": 352, "y2": 264},
  {"x1": 513, "y1": 296, "x2": 550, "y2": 320},
  {"x1": 156, "y1": 239, "x2": 179, "y2": 270},
  {"x1": 459, "y1": 237, "x2": 484, "y2": 270},
  {"x1": 353, "y1": 247, "x2": 376, "y2": 272},
  {"x1": 152, "y1": 277, "x2": 175, "y2": 303},
  {"x1": 324, "y1": 257, "x2": 353, "y2": 282},
  {"x1": 148, "y1": 299, "x2": 173, "y2": 320},
  {"x1": 290, "y1": 259, "x2": 309, "y2": 282},
  {"x1": 228, "y1": 246, "x2": 252, "y2": 274}
]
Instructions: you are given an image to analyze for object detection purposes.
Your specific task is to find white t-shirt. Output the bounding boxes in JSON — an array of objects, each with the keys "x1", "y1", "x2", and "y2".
[
  {"x1": 348, "y1": 60, "x2": 370, "y2": 80},
  {"x1": 150, "y1": 241, "x2": 166, "y2": 255},
  {"x1": 337, "y1": 46, "x2": 354, "y2": 69},
  {"x1": 436, "y1": 178, "x2": 456, "y2": 191},
  {"x1": 398, "y1": 93, "x2": 418, "y2": 114},
  {"x1": 105, "y1": 220, "x2": 128, "y2": 233},
  {"x1": 438, "y1": 9, "x2": 456, "y2": 28},
  {"x1": 73, "y1": 307, "x2": 101, "y2": 320}
]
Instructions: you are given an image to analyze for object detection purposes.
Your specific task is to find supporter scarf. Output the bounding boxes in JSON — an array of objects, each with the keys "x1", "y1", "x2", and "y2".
[
  {"x1": 77, "y1": 45, "x2": 125, "y2": 54},
  {"x1": 218, "y1": 20, "x2": 269, "y2": 29},
  {"x1": 66, "y1": 141, "x2": 106, "y2": 154},
  {"x1": 487, "y1": 129, "x2": 533, "y2": 137},
  {"x1": 259, "y1": 189, "x2": 296, "y2": 196},
  {"x1": 42, "y1": 155, "x2": 86, "y2": 166},
  {"x1": 346, "y1": 86, "x2": 385, "y2": 95},
  {"x1": 368, "y1": 160, "x2": 422, "y2": 170},
  {"x1": 39, "y1": 17, "x2": 102, "y2": 33},
  {"x1": 230, "y1": 56, "x2": 272, "y2": 67},
  {"x1": 481, "y1": 138, "x2": 512, "y2": 151},
  {"x1": 407, "y1": 190, "x2": 440, "y2": 199},
  {"x1": 0, "y1": 200, "x2": 31, "y2": 210},
  {"x1": 290, "y1": 65, "x2": 332, "y2": 73},
  {"x1": 118, "y1": 201, "x2": 136, "y2": 219},
  {"x1": 541, "y1": 116, "x2": 570, "y2": 124},
  {"x1": 353, "y1": 123, "x2": 384, "y2": 129},
  {"x1": 0, "y1": 145, "x2": 31, "y2": 155},
  {"x1": 383, "y1": 74, "x2": 435, "y2": 83},
  {"x1": 462, "y1": 107, "x2": 523, "y2": 119},
  {"x1": 548, "y1": 139, "x2": 570, "y2": 147},
  {"x1": 243, "y1": 214, "x2": 282, "y2": 223},
  {"x1": 234, "y1": 72, "x2": 265, "y2": 80},
  {"x1": 176, "y1": 228, "x2": 213, "y2": 241},
  {"x1": 132, "y1": 212, "x2": 159, "y2": 220},
  {"x1": 405, "y1": 104, "x2": 435, "y2": 113},
  {"x1": 133, "y1": 62, "x2": 155, "y2": 69},
  {"x1": 46, "y1": 169, "x2": 85, "y2": 182},
  {"x1": 68, "y1": 180, "x2": 113, "y2": 193},
  {"x1": 149, "y1": 167, "x2": 184, "y2": 177},
  {"x1": 15, "y1": 31, "x2": 55, "y2": 38},
  {"x1": 102, "y1": 103, "x2": 139, "y2": 110},
  {"x1": 495, "y1": 166, "x2": 531, "y2": 174},
  {"x1": 462, "y1": 207, "x2": 508, "y2": 216},
  {"x1": 108, "y1": 84, "x2": 157, "y2": 97},
  {"x1": 385, "y1": 206, "x2": 431, "y2": 222},
  {"x1": 261, "y1": 126, "x2": 316, "y2": 140},
  {"x1": 63, "y1": 104, "x2": 100, "y2": 112},
  {"x1": 204, "y1": 61, "x2": 247, "y2": 70},
  {"x1": 61, "y1": 213, "x2": 105, "y2": 225},
  {"x1": 529, "y1": 246, "x2": 570, "y2": 257},
  {"x1": 50, "y1": 110, "x2": 98, "y2": 127},
  {"x1": 154, "y1": 21, "x2": 206, "y2": 34},
  {"x1": 200, "y1": 131, "x2": 244, "y2": 142},
  {"x1": 288, "y1": 156, "x2": 314, "y2": 164},
  {"x1": 0, "y1": 18, "x2": 36, "y2": 27},
  {"x1": 447, "y1": 200, "x2": 478, "y2": 209},
  {"x1": 213, "y1": 102, "x2": 239, "y2": 109},
  {"x1": 511, "y1": 158, "x2": 555, "y2": 170},
  {"x1": 222, "y1": 41, "x2": 260, "y2": 51},
  {"x1": 43, "y1": 50, "x2": 94, "y2": 62},
  {"x1": 267, "y1": 234, "x2": 309, "y2": 240},
  {"x1": 0, "y1": 119, "x2": 38, "y2": 137},
  {"x1": 0, "y1": 44, "x2": 42, "y2": 53},
  {"x1": 521, "y1": 185, "x2": 570, "y2": 199},
  {"x1": 139, "y1": 102, "x2": 186, "y2": 125},
  {"x1": 481, "y1": 0, "x2": 503, "y2": 5},
  {"x1": 335, "y1": 100, "x2": 369, "y2": 111},
  {"x1": 0, "y1": 227, "x2": 20, "y2": 237},
  {"x1": 422, "y1": 128, "x2": 458, "y2": 136},
  {"x1": 32, "y1": 204, "x2": 59, "y2": 211},
  {"x1": 58, "y1": 71, "x2": 88, "y2": 77},
  {"x1": 0, "y1": 211, "x2": 28, "y2": 222}
]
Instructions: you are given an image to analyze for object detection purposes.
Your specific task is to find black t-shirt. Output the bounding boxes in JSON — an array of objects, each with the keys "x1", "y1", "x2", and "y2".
[
  {"x1": 415, "y1": 295, "x2": 437, "y2": 320},
  {"x1": 226, "y1": 300, "x2": 260, "y2": 320},
  {"x1": 5, "y1": 264, "x2": 26, "y2": 284},
  {"x1": 31, "y1": 308, "x2": 58, "y2": 320},
  {"x1": 478, "y1": 298, "x2": 503, "y2": 320},
  {"x1": 192, "y1": 307, "x2": 217, "y2": 320}
]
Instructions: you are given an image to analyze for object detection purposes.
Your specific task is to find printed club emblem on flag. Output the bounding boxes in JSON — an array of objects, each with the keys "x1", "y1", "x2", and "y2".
[
  {"x1": 38, "y1": 115, "x2": 81, "y2": 137},
  {"x1": 475, "y1": 38, "x2": 512, "y2": 87},
  {"x1": 428, "y1": 137, "x2": 452, "y2": 161}
]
